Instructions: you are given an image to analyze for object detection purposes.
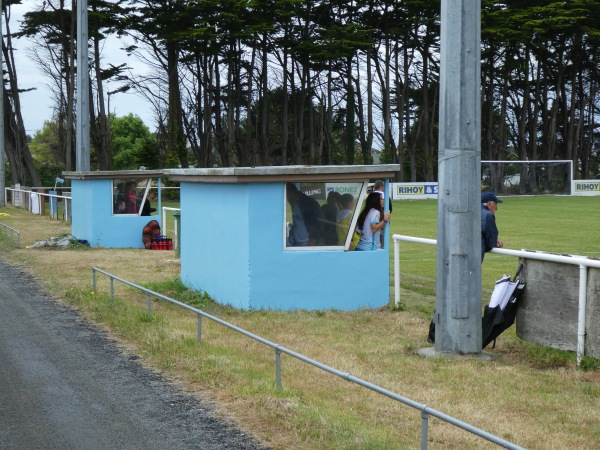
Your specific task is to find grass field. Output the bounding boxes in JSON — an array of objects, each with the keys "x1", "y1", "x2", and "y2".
[
  {"x1": 391, "y1": 196, "x2": 600, "y2": 313},
  {"x1": 1, "y1": 195, "x2": 600, "y2": 449}
]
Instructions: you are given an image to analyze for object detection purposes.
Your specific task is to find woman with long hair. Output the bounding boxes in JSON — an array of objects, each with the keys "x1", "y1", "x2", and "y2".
[{"x1": 355, "y1": 192, "x2": 390, "y2": 251}]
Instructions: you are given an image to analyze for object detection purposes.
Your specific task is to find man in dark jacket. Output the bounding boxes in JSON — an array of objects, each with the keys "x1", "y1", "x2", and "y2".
[
  {"x1": 481, "y1": 191, "x2": 504, "y2": 261},
  {"x1": 428, "y1": 191, "x2": 505, "y2": 343}
]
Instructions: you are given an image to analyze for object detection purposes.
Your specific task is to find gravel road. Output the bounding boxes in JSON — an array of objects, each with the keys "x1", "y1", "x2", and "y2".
[{"x1": 0, "y1": 259, "x2": 268, "y2": 450}]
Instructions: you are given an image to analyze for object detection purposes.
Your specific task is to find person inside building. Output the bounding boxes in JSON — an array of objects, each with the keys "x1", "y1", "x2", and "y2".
[
  {"x1": 336, "y1": 193, "x2": 355, "y2": 246},
  {"x1": 124, "y1": 181, "x2": 138, "y2": 214},
  {"x1": 321, "y1": 191, "x2": 342, "y2": 245},
  {"x1": 354, "y1": 192, "x2": 390, "y2": 251},
  {"x1": 373, "y1": 179, "x2": 392, "y2": 213},
  {"x1": 286, "y1": 183, "x2": 324, "y2": 246}
]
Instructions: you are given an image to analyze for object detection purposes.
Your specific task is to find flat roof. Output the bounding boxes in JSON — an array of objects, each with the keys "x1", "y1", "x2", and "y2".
[
  {"x1": 62, "y1": 165, "x2": 401, "y2": 183},
  {"x1": 164, "y1": 165, "x2": 400, "y2": 183},
  {"x1": 62, "y1": 170, "x2": 164, "y2": 180}
]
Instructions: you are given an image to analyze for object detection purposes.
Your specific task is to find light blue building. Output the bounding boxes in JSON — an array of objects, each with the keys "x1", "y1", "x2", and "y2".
[
  {"x1": 64, "y1": 165, "x2": 399, "y2": 311},
  {"x1": 165, "y1": 165, "x2": 399, "y2": 310},
  {"x1": 64, "y1": 170, "x2": 163, "y2": 248}
]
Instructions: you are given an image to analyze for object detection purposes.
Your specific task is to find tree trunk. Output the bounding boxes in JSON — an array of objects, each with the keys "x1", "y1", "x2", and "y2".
[
  {"x1": 90, "y1": 27, "x2": 110, "y2": 170},
  {"x1": 2, "y1": 18, "x2": 42, "y2": 187},
  {"x1": 166, "y1": 42, "x2": 188, "y2": 168}
]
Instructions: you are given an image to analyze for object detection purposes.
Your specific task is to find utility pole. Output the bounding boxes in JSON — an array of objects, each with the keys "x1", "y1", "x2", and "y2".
[
  {"x1": 76, "y1": 0, "x2": 90, "y2": 171},
  {"x1": 0, "y1": 0, "x2": 5, "y2": 208},
  {"x1": 434, "y1": 0, "x2": 482, "y2": 353}
]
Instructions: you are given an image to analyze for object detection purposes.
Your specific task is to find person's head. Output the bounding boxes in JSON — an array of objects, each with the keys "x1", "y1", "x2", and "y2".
[
  {"x1": 116, "y1": 200, "x2": 126, "y2": 212},
  {"x1": 286, "y1": 182, "x2": 300, "y2": 203},
  {"x1": 357, "y1": 192, "x2": 384, "y2": 228},
  {"x1": 481, "y1": 192, "x2": 503, "y2": 214},
  {"x1": 373, "y1": 180, "x2": 386, "y2": 207},
  {"x1": 125, "y1": 181, "x2": 137, "y2": 193},
  {"x1": 326, "y1": 191, "x2": 341, "y2": 207},
  {"x1": 373, "y1": 180, "x2": 384, "y2": 192},
  {"x1": 340, "y1": 193, "x2": 354, "y2": 210},
  {"x1": 365, "y1": 191, "x2": 383, "y2": 212}
]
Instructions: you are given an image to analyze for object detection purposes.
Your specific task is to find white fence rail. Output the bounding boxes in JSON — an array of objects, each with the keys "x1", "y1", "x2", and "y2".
[
  {"x1": 161, "y1": 206, "x2": 181, "y2": 248},
  {"x1": 4, "y1": 187, "x2": 72, "y2": 222},
  {"x1": 392, "y1": 234, "x2": 600, "y2": 366}
]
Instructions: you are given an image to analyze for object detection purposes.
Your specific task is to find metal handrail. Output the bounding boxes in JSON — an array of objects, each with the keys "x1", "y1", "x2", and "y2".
[
  {"x1": 392, "y1": 234, "x2": 600, "y2": 366},
  {"x1": 91, "y1": 266, "x2": 524, "y2": 450},
  {"x1": 0, "y1": 222, "x2": 20, "y2": 247}
]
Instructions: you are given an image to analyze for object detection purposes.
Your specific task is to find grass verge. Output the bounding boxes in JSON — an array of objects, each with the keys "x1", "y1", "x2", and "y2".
[{"x1": 1, "y1": 199, "x2": 600, "y2": 449}]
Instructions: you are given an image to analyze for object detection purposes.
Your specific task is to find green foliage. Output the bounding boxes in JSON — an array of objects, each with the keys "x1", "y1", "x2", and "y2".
[
  {"x1": 142, "y1": 278, "x2": 213, "y2": 309},
  {"x1": 33, "y1": 161, "x2": 66, "y2": 188},
  {"x1": 29, "y1": 120, "x2": 63, "y2": 165},
  {"x1": 580, "y1": 356, "x2": 600, "y2": 371},
  {"x1": 110, "y1": 114, "x2": 159, "y2": 170}
]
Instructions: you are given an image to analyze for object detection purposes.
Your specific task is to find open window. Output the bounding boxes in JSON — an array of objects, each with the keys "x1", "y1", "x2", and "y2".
[
  {"x1": 112, "y1": 178, "x2": 157, "y2": 216},
  {"x1": 284, "y1": 181, "x2": 368, "y2": 250}
]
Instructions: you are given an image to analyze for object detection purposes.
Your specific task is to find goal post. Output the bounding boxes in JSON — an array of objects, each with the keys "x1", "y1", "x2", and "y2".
[{"x1": 481, "y1": 160, "x2": 573, "y2": 196}]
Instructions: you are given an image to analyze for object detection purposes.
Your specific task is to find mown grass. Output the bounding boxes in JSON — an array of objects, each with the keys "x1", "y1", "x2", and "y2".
[
  {"x1": 391, "y1": 195, "x2": 600, "y2": 309},
  {"x1": 1, "y1": 197, "x2": 600, "y2": 449}
]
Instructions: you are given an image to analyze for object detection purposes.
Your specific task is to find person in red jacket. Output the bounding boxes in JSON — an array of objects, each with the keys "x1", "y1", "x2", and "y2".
[{"x1": 124, "y1": 181, "x2": 138, "y2": 214}]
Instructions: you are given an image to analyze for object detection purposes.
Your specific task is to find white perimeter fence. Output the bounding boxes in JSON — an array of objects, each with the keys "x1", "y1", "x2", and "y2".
[
  {"x1": 4, "y1": 187, "x2": 72, "y2": 221},
  {"x1": 393, "y1": 234, "x2": 600, "y2": 366}
]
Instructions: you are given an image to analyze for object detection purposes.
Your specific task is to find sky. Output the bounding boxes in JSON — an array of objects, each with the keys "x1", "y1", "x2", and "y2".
[{"x1": 10, "y1": 1, "x2": 154, "y2": 136}]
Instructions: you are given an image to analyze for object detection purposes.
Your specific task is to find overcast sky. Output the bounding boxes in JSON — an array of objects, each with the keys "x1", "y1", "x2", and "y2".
[{"x1": 10, "y1": 1, "x2": 154, "y2": 136}]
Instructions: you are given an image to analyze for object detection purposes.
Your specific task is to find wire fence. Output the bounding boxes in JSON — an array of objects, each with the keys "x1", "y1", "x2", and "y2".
[{"x1": 92, "y1": 266, "x2": 525, "y2": 450}]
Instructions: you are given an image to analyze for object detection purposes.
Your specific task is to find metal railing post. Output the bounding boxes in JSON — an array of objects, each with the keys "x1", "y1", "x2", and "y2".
[
  {"x1": 577, "y1": 264, "x2": 588, "y2": 366},
  {"x1": 146, "y1": 293, "x2": 152, "y2": 315},
  {"x1": 421, "y1": 408, "x2": 430, "y2": 450},
  {"x1": 197, "y1": 314, "x2": 203, "y2": 343},
  {"x1": 110, "y1": 277, "x2": 114, "y2": 305},
  {"x1": 394, "y1": 238, "x2": 400, "y2": 308},
  {"x1": 275, "y1": 347, "x2": 282, "y2": 390},
  {"x1": 92, "y1": 268, "x2": 97, "y2": 293}
]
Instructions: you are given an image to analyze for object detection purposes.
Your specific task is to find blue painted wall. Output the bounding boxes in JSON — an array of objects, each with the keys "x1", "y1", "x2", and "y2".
[
  {"x1": 71, "y1": 179, "x2": 157, "y2": 248},
  {"x1": 180, "y1": 182, "x2": 251, "y2": 306},
  {"x1": 180, "y1": 181, "x2": 390, "y2": 310}
]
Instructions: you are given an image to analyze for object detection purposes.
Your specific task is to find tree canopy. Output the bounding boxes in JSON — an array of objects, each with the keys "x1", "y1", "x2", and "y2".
[{"x1": 3, "y1": 0, "x2": 600, "y2": 185}]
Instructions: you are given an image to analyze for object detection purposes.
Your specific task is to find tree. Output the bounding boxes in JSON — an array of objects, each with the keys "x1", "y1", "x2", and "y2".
[
  {"x1": 110, "y1": 114, "x2": 158, "y2": 170},
  {"x1": 2, "y1": 1, "x2": 42, "y2": 186}
]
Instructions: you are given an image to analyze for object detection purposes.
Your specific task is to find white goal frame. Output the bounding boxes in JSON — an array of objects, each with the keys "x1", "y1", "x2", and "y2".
[{"x1": 481, "y1": 159, "x2": 573, "y2": 196}]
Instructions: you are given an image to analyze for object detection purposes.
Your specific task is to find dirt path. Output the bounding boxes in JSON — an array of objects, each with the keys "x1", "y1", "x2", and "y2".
[{"x1": 0, "y1": 259, "x2": 267, "y2": 450}]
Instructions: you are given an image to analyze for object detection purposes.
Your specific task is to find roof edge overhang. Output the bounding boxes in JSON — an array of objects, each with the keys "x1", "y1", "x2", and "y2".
[{"x1": 165, "y1": 165, "x2": 400, "y2": 183}]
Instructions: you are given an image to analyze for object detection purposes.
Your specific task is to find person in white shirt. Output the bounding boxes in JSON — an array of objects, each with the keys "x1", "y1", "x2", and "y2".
[{"x1": 355, "y1": 192, "x2": 391, "y2": 251}]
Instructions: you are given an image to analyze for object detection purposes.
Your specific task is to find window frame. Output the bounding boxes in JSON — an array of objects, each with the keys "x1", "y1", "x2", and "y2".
[
  {"x1": 283, "y1": 181, "x2": 368, "y2": 251},
  {"x1": 112, "y1": 178, "x2": 153, "y2": 216}
]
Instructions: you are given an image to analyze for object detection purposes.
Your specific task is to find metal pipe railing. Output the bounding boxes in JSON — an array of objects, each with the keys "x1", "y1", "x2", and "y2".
[
  {"x1": 91, "y1": 266, "x2": 524, "y2": 449},
  {"x1": 0, "y1": 222, "x2": 20, "y2": 247},
  {"x1": 392, "y1": 234, "x2": 600, "y2": 366}
]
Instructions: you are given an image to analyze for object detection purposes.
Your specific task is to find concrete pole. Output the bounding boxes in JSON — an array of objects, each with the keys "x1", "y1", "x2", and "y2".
[
  {"x1": 434, "y1": 0, "x2": 482, "y2": 353},
  {"x1": 76, "y1": 0, "x2": 90, "y2": 171},
  {"x1": 0, "y1": 0, "x2": 5, "y2": 208}
]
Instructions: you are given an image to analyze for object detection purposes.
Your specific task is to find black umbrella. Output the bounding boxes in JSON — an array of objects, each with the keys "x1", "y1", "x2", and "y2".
[{"x1": 481, "y1": 266, "x2": 525, "y2": 349}]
